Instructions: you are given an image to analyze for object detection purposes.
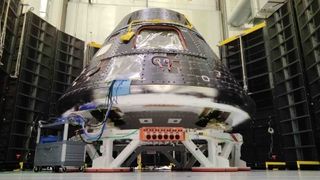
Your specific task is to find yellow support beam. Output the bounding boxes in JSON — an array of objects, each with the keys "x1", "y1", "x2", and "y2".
[
  {"x1": 219, "y1": 22, "x2": 266, "y2": 46},
  {"x1": 265, "y1": 161, "x2": 286, "y2": 169},
  {"x1": 242, "y1": 22, "x2": 266, "y2": 36},
  {"x1": 296, "y1": 161, "x2": 320, "y2": 169},
  {"x1": 218, "y1": 35, "x2": 239, "y2": 47}
]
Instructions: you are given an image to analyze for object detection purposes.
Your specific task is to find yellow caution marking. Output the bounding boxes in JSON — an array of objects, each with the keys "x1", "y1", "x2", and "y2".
[
  {"x1": 296, "y1": 161, "x2": 320, "y2": 169},
  {"x1": 265, "y1": 161, "x2": 286, "y2": 169},
  {"x1": 13, "y1": 162, "x2": 24, "y2": 171},
  {"x1": 137, "y1": 153, "x2": 142, "y2": 171}
]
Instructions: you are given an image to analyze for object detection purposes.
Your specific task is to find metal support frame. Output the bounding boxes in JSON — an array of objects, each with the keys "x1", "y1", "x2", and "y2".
[
  {"x1": 89, "y1": 128, "x2": 247, "y2": 169},
  {"x1": 239, "y1": 35, "x2": 248, "y2": 92},
  {"x1": 0, "y1": 0, "x2": 11, "y2": 65},
  {"x1": 11, "y1": 6, "x2": 33, "y2": 78}
]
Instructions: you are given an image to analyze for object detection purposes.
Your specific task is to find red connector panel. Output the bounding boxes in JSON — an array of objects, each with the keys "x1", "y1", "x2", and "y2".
[{"x1": 140, "y1": 127, "x2": 185, "y2": 141}]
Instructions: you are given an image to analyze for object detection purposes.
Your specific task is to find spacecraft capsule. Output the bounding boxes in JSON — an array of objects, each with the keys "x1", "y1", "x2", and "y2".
[{"x1": 58, "y1": 8, "x2": 255, "y2": 130}]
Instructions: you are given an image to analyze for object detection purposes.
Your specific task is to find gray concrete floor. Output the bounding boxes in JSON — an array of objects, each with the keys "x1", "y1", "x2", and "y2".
[{"x1": 0, "y1": 170, "x2": 319, "y2": 180}]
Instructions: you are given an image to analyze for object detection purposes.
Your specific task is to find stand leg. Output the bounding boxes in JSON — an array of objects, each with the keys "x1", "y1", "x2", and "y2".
[
  {"x1": 92, "y1": 139, "x2": 114, "y2": 167},
  {"x1": 182, "y1": 140, "x2": 213, "y2": 167},
  {"x1": 110, "y1": 140, "x2": 140, "y2": 168},
  {"x1": 207, "y1": 139, "x2": 217, "y2": 167}
]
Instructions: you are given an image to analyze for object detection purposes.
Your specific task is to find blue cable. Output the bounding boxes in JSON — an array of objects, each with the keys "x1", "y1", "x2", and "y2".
[
  {"x1": 113, "y1": 80, "x2": 125, "y2": 103},
  {"x1": 83, "y1": 100, "x2": 112, "y2": 140},
  {"x1": 82, "y1": 80, "x2": 115, "y2": 141},
  {"x1": 58, "y1": 80, "x2": 116, "y2": 142}
]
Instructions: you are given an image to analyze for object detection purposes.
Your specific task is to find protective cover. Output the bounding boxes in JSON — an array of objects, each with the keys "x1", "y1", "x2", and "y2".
[
  {"x1": 135, "y1": 30, "x2": 184, "y2": 50},
  {"x1": 104, "y1": 55, "x2": 143, "y2": 82}
]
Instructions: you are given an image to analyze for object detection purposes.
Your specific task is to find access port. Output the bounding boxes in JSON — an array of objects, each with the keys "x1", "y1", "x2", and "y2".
[
  {"x1": 146, "y1": 135, "x2": 151, "y2": 140},
  {"x1": 158, "y1": 134, "x2": 163, "y2": 140},
  {"x1": 169, "y1": 134, "x2": 174, "y2": 140},
  {"x1": 152, "y1": 134, "x2": 157, "y2": 139},
  {"x1": 175, "y1": 134, "x2": 180, "y2": 139},
  {"x1": 164, "y1": 134, "x2": 168, "y2": 139}
]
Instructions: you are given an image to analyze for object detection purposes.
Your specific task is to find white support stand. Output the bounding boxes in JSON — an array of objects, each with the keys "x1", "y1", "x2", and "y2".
[
  {"x1": 182, "y1": 129, "x2": 246, "y2": 169},
  {"x1": 89, "y1": 128, "x2": 248, "y2": 171},
  {"x1": 92, "y1": 129, "x2": 140, "y2": 168}
]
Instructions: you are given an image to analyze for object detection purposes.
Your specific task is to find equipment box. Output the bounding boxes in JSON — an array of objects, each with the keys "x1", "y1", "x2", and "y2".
[
  {"x1": 33, "y1": 120, "x2": 85, "y2": 172},
  {"x1": 34, "y1": 141, "x2": 85, "y2": 168}
]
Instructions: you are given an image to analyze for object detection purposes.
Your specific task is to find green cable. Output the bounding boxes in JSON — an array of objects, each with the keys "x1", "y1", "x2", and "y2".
[
  {"x1": 105, "y1": 129, "x2": 139, "y2": 139},
  {"x1": 201, "y1": 134, "x2": 243, "y2": 143}
]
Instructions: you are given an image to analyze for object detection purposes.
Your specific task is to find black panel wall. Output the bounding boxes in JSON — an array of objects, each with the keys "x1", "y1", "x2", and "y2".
[
  {"x1": 0, "y1": 73, "x2": 9, "y2": 126},
  {"x1": 0, "y1": 11, "x2": 84, "y2": 170},
  {"x1": 221, "y1": 28, "x2": 281, "y2": 168},
  {"x1": 50, "y1": 31, "x2": 84, "y2": 117},
  {"x1": 222, "y1": 0, "x2": 320, "y2": 167},
  {"x1": 244, "y1": 29, "x2": 282, "y2": 167},
  {"x1": 293, "y1": 0, "x2": 320, "y2": 158},
  {"x1": 0, "y1": 0, "x2": 20, "y2": 128},
  {"x1": 266, "y1": 1, "x2": 318, "y2": 165},
  {"x1": 0, "y1": 0, "x2": 20, "y2": 74},
  {"x1": 0, "y1": 12, "x2": 56, "y2": 169}
]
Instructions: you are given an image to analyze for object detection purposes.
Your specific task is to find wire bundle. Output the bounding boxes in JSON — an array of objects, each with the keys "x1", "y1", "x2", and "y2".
[
  {"x1": 73, "y1": 80, "x2": 116, "y2": 144},
  {"x1": 65, "y1": 80, "x2": 129, "y2": 143}
]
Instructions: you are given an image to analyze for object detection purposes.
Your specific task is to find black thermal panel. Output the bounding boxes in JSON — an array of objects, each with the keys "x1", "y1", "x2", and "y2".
[
  {"x1": 0, "y1": 0, "x2": 20, "y2": 74},
  {"x1": 266, "y1": 1, "x2": 318, "y2": 164},
  {"x1": 293, "y1": 0, "x2": 320, "y2": 157},
  {"x1": 50, "y1": 31, "x2": 84, "y2": 117},
  {"x1": 0, "y1": 12, "x2": 56, "y2": 169},
  {"x1": 221, "y1": 28, "x2": 281, "y2": 168}
]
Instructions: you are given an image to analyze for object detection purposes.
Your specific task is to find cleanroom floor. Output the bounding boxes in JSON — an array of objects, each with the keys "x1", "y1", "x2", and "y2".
[{"x1": 0, "y1": 170, "x2": 319, "y2": 180}]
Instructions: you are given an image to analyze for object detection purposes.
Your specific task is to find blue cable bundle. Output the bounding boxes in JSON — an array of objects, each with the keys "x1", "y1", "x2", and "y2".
[
  {"x1": 59, "y1": 80, "x2": 131, "y2": 143},
  {"x1": 80, "y1": 80, "x2": 117, "y2": 142}
]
